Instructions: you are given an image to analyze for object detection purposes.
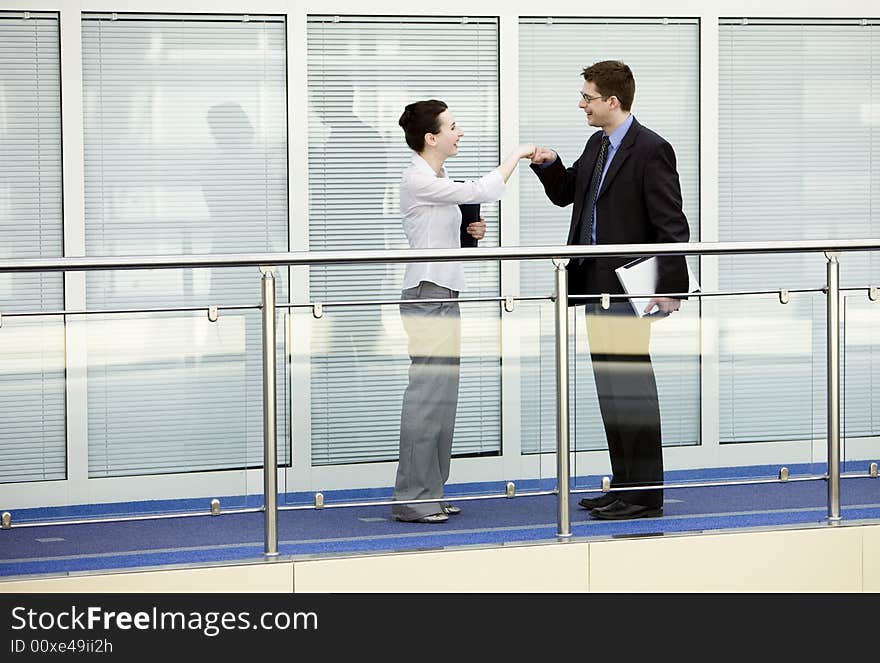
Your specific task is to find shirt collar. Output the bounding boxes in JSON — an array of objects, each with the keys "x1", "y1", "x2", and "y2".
[
  {"x1": 606, "y1": 114, "x2": 634, "y2": 149},
  {"x1": 412, "y1": 153, "x2": 446, "y2": 177}
]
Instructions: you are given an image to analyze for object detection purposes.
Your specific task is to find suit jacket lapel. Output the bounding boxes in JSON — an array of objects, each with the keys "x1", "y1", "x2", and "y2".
[
  {"x1": 597, "y1": 117, "x2": 640, "y2": 199},
  {"x1": 579, "y1": 133, "x2": 602, "y2": 190}
]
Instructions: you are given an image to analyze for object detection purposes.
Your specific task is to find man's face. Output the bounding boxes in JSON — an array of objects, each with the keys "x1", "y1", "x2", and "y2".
[{"x1": 578, "y1": 81, "x2": 612, "y2": 129}]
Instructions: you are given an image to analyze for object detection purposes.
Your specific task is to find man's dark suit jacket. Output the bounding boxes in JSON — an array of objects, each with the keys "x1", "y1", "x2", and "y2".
[{"x1": 530, "y1": 116, "x2": 690, "y2": 301}]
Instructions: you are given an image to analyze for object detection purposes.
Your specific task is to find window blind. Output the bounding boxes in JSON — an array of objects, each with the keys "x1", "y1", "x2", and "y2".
[
  {"x1": 0, "y1": 12, "x2": 65, "y2": 483},
  {"x1": 519, "y1": 17, "x2": 701, "y2": 453},
  {"x1": 81, "y1": 14, "x2": 289, "y2": 476},
  {"x1": 307, "y1": 15, "x2": 501, "y2": 464},
  {"x1": 718, "y1": 18, "x2": 880, "y2": 443}
]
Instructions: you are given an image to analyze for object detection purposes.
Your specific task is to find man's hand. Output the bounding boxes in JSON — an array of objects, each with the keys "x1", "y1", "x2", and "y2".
[
  {"x1": 530, "y1": 146, "x2": 556, "y2": 165},
  {"x1": 467, "y1": 216, "x2": 486, "y2": 240},
  {"x1": 644, "y1": 297, "x2": 680, "y2": 316}
]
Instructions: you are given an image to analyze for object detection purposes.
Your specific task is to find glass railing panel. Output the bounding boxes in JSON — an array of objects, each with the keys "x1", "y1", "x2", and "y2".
[
  {"x1": 681, "y1": 288, "x2": 825, "y2": 525},
  {"x1": 0, "y1": 303, "x2": 292, "y2": 529},
  {"x1": 0, "y1": 271, "x2": 291, "y2": 584},
  {"x1": 290, "y1": 301, "x2": 412, "y2": 506},
  {"x1": 509, "y1": 297, "x2": 556, "y2": 491},
  {"x1": 566, "y1": 277, "x2": 827, "y2": 525},
  {"x1": 714, "y1": 289, "x2": 825, "y2": 468},
  {"x1": 284, "y1": 293, "x2": 522, "y2": 524},
  {"x1": 568, "y1": 288, "x2": 700, "y2": 511},
  {"x1": 0, "y1": 315, "x2": 67, "y2": 491},
  {"x1": 842, "y1": 292, "x2": 880, "y2": 517},
  {"x1": 81, "y1": 306, "x2": 289, "y2": 517}
]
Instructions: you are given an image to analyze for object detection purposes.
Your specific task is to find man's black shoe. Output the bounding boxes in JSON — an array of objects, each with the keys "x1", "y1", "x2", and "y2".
[
  {"x1": 590, "y1": 499, "x2": 662, "y2": 520},
  {"x1": 577, "y1": 493, "x2": 617, "y2": 510}
]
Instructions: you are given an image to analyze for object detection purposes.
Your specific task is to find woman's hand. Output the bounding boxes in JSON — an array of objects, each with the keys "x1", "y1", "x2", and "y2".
[
  {"x1": 498, "y1": 144, "x2": 538, "y2": 183},
  {"x1": 530, "y1": 146, "x2": 556, "y2": 165},
  {"x1": 467, "y1": 216, "x2": 487, "y2": 240},
  {"x1": 518, "y1": 143, "x2": 536, "y2": 160}
]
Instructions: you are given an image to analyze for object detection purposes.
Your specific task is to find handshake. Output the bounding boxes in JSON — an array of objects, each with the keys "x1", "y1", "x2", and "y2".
[
  {"x1": 497, "y1": 143, "x2": 557, "y2": 183},
  {"x1": 513, "y1": 143, "x2": 557, "y2": 165}
]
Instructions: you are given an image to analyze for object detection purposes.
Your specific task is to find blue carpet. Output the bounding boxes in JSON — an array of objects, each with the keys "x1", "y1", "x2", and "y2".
[{"x1": 1, "y1": 471, "x2": 878, "y2": 578}]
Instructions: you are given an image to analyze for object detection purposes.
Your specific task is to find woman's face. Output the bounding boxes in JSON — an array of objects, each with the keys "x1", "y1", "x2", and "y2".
[{"x1": 428, "y1": 109, "x2": 464, "y2": 158}]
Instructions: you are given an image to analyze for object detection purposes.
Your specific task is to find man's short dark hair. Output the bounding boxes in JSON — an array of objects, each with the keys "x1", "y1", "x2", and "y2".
[{"x1": 582, "y1": 61, "x2": 635, "y2": 111}]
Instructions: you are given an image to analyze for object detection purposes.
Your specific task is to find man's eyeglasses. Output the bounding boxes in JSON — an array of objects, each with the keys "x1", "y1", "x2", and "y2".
[{"x1": 579, "y1": 91, "x2": 606, "y2": 103}]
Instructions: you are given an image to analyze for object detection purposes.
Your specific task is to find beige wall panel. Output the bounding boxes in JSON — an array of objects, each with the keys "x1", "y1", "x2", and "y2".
[
  {"x1": 4, "y1": 525, "x2": 877, "y2": 593},
  {"x1": 0, "y1": 562, "x2": 294, "y2": 593},
  {"x1": 588, "y1": 527, "x2": 864, "y2": 592},
  {"x1": 863, "y1": 525, "x2": 880, "y2": 592},
  {"x1": 293, "y1": 542, "x2": 589, "y2": 592}
]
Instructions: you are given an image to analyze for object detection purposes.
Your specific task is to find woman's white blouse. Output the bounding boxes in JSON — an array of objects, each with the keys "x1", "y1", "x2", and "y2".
[{"x1": 399, "y1": 154, "x2": 505, "y2": 292}]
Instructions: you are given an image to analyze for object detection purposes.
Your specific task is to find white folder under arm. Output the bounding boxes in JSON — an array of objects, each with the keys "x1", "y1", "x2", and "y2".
[{"x1": 614, "y1": 256, "x2": 700, "y2": 317}]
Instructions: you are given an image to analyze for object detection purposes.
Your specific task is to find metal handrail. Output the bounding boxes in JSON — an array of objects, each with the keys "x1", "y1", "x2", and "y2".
[
  {"x1": 1, "y1": 238, "x2": 879, "y2": 273},
  {"x1": 7, "y1": 285, "x2": 880, "y2": 319}
]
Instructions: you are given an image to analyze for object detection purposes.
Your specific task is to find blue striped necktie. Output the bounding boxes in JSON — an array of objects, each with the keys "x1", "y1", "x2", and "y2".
[{"x1": 579, "y1": 134, "x2": 611, "y2": 247}]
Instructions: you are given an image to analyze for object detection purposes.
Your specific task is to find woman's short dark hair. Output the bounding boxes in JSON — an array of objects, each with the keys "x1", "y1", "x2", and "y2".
[{"x1": 398, "y1": 99, "x2": 448, "y2": 152}]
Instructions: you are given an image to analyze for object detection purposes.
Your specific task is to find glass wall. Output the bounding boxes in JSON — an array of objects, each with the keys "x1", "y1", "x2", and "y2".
[
  {"x1": 0, "y1": 12, "x2": 65, "y2": 483},
  {"x1": 81, "y1": 13, "x2": 289, "y2": 478},
  {"x1": 518, "y1": 18, "x2": 701, "y2": 457},
  {"x1": 719, "y1": 18, "x2": 880, "y2": 449},
  {"x1": 306, "y1": 16, "x2": 502, "y2": 466}
]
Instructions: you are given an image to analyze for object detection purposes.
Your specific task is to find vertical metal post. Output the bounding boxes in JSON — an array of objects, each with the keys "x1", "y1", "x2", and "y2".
[
  {"x1": 260, "y1": 266, "x2": 279, "y2": 555},
  {"x1": 825, "y1": 252, "x2": 841, "y2": 524},
  {"x1": 553, "y1": 258, "x2": 572, "y2": 538}
]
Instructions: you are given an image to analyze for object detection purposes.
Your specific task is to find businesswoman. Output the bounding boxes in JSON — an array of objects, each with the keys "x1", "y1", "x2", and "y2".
[{"x1": 392, "y1": 99, "x2": 534, "y2": 523}]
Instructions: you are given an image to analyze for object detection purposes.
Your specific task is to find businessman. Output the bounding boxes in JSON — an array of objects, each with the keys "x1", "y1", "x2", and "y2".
[{"x1": 530, "y1": 60, "x2": 690, "y2": 520}]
